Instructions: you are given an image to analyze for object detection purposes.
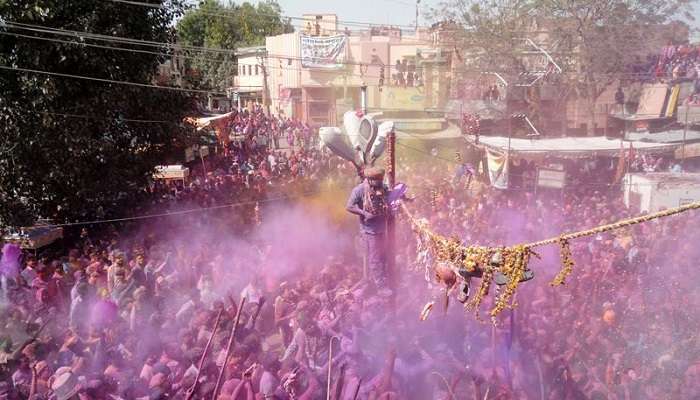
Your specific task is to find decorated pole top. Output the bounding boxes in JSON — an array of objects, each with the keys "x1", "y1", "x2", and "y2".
[{"x1": 319, "y1": 110, "x2": 395, "y2": 176}]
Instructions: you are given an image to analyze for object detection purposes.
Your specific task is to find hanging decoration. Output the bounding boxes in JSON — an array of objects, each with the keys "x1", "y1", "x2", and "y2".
[
  {"x1": 550, "y1": 238, "x2": 574, "y2": 286},
  {"x1": 404, "y1": 200, "x2": 700, "y2": 325}
]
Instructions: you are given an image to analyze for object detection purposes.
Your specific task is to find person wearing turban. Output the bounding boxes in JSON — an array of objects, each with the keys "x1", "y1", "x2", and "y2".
[{"x1": 346, "y1": 167, "x2": 389, "y2": 290}]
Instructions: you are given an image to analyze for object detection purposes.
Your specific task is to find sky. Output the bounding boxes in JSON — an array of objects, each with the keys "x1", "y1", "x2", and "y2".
[
  {"x1": 248, "y1": 0, "x2": 700, "y2": 34},
  {"x1": 271, "y1": 0, "x2": 438, "y2": 29}
]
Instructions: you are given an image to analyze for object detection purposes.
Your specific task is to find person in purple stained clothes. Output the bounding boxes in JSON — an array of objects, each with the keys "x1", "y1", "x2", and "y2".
[{"x1": 346, "y1": 167, "x2": 390, "y2": 291}]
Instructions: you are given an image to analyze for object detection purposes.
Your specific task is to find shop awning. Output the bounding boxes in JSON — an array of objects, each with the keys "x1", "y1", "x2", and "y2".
[
  {"x1": 184, "y1": 111, "x2": 237, "y2": 144},
  {"x1": 626, "y1": 129, "x2": 700, "y2": 143},
  {"x1": 184, "y1": 111, "x2": 236, "y2": 131},
  {"x1": 467, "y1": 135, "x2": 678, "y2": 158}
]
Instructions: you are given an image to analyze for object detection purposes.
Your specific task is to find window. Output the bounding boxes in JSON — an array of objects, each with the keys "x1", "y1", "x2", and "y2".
[
  {"x1": 248, "y1": 65, "x2": 252, "y2": 75},
  {"x1": 255, "y1": 65, "x2": 259, "y2": 75},
  {"x1": 241, "y1": 65, "x2": 245, "y2": 75}
]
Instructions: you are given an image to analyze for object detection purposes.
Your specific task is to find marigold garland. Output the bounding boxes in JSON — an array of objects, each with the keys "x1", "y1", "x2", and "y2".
[
  {"x1": 490, "y1": 246, "x2": 537, "y2": 319},
  {"x1": 403, "y1": 200, "x2": 700, "y2": 325},
  {"x1": 465, "y1": 262, "x2": 494, "y2": 320},
  {"x1": 550, "y1": 238, "x2": 574, "y2": 286}
]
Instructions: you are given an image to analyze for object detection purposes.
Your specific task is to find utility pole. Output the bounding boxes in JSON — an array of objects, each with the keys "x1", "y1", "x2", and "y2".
[
  {"x1": 507, "y1": 114, "x2": 513, "y2": 190},
  {"x1": 508, "y1": 114, "x2": 513, "y2": 156},
  {"x1": 259, "y1": 53, "x2": 271, "y2": 116},
  {"x1": 415, "y1": 0, "x2": 421, "y2": 32},
  {"x1": 360, "y1": 84, "x2": 368, "y2": 114},
  {"x1": 682, "y1": 105, "x2": 689, "y2": 172}
]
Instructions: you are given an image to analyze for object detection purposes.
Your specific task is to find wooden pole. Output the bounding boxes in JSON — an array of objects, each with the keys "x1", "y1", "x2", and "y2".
[
  {"x1": 682, "y1": 105, "x2": 689, "y2": 171},
  {"x1": 604, "y1": 103, "x2": 608, "y2": 137},
  {"x1": 491, "y1": 324, "x2": 497, "y2": 373},
  {"x1": 249, "y1": 297, "x2": 265, "y2": 330},
  {"x1": 260, "y1": 54, "x2": 271, "y2": 116},
  {"x1": 186, "y1": 309, "x2": 223, "y2": 400},
  {"x1": 351, "y1": 378, "x2": 363, "y2": 400},
  {"x1": 200, "y1": 151, "x2": 207, "y2": 181},
  {"x1": 326, "y1": 336, "x2": 341, "y2": 400},
  {"x1": 535, "y1": 358, "x2": 545, "y2": 400},
  {"x1": 386, "y1": 128, "x2": 397, "y2": 298},
  {"x1": 211, "y1": 298, "x2": 246, "y2": 400}
]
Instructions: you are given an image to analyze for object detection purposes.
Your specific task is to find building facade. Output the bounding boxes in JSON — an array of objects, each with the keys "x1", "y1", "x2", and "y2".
[
  {"x1": 265, "y1": 17, "x2": 455, "y2": 127},
  {"x1": 231, "y1": 46, "x2": 266, "y2": 109}
]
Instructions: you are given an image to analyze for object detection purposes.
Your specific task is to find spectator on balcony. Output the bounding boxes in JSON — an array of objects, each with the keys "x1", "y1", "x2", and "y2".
[
  {"x1": 615, "y1": 87, "x2": 625, "y2": 115},
  {"x1": 483, "y1": 85, "x2": 500, "y2": 103},
  {"x1": 401, "y1": 60, "x2": 408, "y2": 86},
  {"x1": 395, "y1": 60, "x2": 404, "y2": 86}
]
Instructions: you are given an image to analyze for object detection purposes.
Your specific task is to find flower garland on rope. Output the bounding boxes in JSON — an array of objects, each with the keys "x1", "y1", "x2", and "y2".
[
  {"x1": 410, "y1": 214, "x2": 535, "y2": 322},
  {"x1": 550, "y1": 238, "x2": 574, "y2": 286},
  {"x1": 403, "y1": 199, "x2": 700, "y2": 325},
  {"x1": 488, "y1": 246, "x2": 538, "y2": 321}
]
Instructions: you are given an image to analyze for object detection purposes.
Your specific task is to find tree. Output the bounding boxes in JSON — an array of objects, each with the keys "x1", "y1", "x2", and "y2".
[
  {"x1": 429, "y1": 0, "x2": 536, "y2": 73},
  {"x1": 176, "y1": 0, "x2": 293, "y2": 91},
  {"x1": 430, "y1": 0, "x2": 692, "y2": 135},
  {"x1": 536, "y1": 0, "x2": 691, "y2": 135},
  {"x1": 0, "y1": 0, "x2": 197, "y2": 228}
]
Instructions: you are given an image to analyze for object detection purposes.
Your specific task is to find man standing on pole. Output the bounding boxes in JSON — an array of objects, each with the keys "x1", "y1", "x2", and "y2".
[{"x1": 346, "y1": 167, "x2": 390, "y2": 293}]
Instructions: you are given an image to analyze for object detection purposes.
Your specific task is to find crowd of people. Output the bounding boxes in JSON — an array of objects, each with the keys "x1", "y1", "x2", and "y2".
[
  {"x1": 1, "y1": 135, "x2": 699, "y2": 400},
  {"x1": 654, "y1": 42, "x2": 700, "y2": 82},
  {"x1": 625, "y1": 41, "x2": 700, "y2": 86},
  {"x1": 143, "y1": 105, "x2": 357, "y2": 217},
  {"x1": 390, "y1": 158, "x2": 700, "y2": 399},
  {"x1": 226, "y1": 106, "x2": 317, "y2": 152}
]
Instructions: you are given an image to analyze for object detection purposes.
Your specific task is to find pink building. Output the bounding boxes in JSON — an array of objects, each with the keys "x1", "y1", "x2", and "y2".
[{"x1": 265, "y1": 16, "x2": 453, "y2": 127}]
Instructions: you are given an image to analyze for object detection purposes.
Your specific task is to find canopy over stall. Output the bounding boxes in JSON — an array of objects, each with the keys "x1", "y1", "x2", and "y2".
[
  {"x1": 467, "y1": 135, "x2": 678, "y2": 189},
  {"x1": 466, "y1": 135, "x2": 678, "y2": 159},
  {"x1": 626, "y1": 130, "x2": 700, "y2": 143},
  {"x1": 184, "y1": 111, "x2": 237, "y2": 144},
  {"x1": 153, "y1": 165, "x2": 189, "y2": 183},
  {"x1": 3, "y1": 221, "x2": 63, "y2": 250}
]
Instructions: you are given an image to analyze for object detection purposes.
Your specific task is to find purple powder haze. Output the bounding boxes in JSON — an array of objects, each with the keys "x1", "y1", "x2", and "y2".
[{"x1": 0, "y1": 243, "x2": 21, "y2": 278}]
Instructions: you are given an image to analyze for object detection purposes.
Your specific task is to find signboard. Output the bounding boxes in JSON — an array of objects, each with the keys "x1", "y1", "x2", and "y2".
[
  {"x1": 300, "y1": 34, "x2": 347, "y2": 69},
  {"x1": 154, "y1": 165, "x2": 189, "y2": 180},
  {"x1": 537, "y1": 168, "x2": 566, "y2": 189},
  {"x1": 381, "y1": 87, "x2": 426, "y2": 111}
]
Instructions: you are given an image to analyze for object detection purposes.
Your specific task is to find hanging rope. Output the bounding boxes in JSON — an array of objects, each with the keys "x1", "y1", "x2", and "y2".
[
  {"x1": 401, "y1": 200, "x2": 700, "y2": 322},
  {"x1": 524, "y1": 201, "x2": 700, "y2": 247}
]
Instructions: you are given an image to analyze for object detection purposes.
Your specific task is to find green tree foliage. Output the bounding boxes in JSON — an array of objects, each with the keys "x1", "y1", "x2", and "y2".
[
  {"x1": 176, "y1": 0, "x2": 293, "y2": 90},
  {"x1": 0, "y1": 0, "x2": 197, "y2": 227}
]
